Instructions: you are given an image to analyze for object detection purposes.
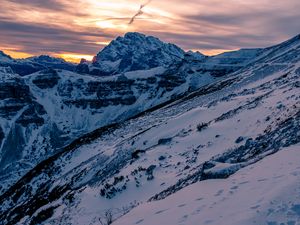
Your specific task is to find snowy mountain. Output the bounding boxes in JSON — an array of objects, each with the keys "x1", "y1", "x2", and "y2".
[
  {"x1": 76, "y1": 32, "x2": 185, "y2": 76},
  {"x1": 25, "y1": 55, "x2": 75, "y2": 71},
  {"x1": 0, "y1": 32, "x2": 258, "y2": 197},
  {"x1": 0, "y1": 54, "x2": 229, "y2": 195},
  {"x1": 0, "y1": 52, "x2": 75, "y2": 76},
  {"x1": 0, "y1": 33, "x2": 299, "y2": 225}
]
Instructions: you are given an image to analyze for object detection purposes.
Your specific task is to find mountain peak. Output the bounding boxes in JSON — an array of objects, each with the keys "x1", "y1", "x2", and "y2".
[
  {"x1": 90, "y1": 32, "x2": 185, "y2": 75},
  {"x1": 123, "y1": 32, "x2": 147, "y2": 40}
]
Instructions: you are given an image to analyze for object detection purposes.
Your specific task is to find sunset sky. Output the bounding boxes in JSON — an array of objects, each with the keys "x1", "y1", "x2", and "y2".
[{"x1": 1, "y1": 0, "x2": 300, "y2": 62}]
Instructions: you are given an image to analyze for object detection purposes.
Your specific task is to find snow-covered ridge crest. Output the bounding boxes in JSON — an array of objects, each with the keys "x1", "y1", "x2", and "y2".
[{"x1": 0, "y1": 53, "x2": 76, "y2": 76}]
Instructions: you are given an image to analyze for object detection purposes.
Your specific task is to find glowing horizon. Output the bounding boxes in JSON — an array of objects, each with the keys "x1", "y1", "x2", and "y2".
[
  {"x1": 2, "y1": 43, "x2": 237, "y2": 63},
  {"x1": 1, "y1": 0, "x2": 300, "y2": 63}
]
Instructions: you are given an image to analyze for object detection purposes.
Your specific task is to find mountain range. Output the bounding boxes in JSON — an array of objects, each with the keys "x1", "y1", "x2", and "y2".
[{"x1": 0, "y1": 32, "x2": 299, "y2": 225}]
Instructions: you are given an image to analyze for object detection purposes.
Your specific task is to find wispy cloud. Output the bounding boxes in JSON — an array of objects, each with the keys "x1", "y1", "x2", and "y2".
[
  {"x1": 129, "y1": 0, "x2": 152, "y2": 25},
  {"x1": 8, "y1": 0, "x2": 67, "y2": 11}
]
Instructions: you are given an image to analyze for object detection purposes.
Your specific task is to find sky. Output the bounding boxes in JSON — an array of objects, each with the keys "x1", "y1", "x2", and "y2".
[{"x1": 1, "y1": 0, "x2": 300, "y2": 62}]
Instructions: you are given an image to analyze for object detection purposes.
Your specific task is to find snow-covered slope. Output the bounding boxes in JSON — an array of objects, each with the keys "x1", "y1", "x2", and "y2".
[
  {"x1": 207, "y1": 48, "x2": 263, "y2": 65},
  {"x1": 195, "y1": 48, "x2": 263, "y2": 77},
  {"x1": 115, "y1": 144, "x2": 300, "y2": 225},
  {"x1": 0, "y1": 34, "x2": 299, "y2": 225}
]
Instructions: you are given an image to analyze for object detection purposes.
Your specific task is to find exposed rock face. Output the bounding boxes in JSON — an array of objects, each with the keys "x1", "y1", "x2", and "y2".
[
  {"x1": 31, "y1": 69, "x2": 61, "y2": 89},
  {"x1": 0, "y1": 68, "x2": 65, "y2": 194},
  {"x1": 0, "y1": 73, "x2": 32, "y2": 119}
]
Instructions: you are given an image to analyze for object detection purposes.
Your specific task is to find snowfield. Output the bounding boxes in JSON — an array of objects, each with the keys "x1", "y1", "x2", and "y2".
[{"x1": 114, "y1": 144, "x2": 300, "y2": 225}]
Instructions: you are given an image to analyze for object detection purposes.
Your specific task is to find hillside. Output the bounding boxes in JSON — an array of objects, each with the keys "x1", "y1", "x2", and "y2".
[{"x1": 0, "y1": 34, "x2": 299, "y2": 225}]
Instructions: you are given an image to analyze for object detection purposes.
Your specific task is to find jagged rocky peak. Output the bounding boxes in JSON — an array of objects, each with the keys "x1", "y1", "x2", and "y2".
[
  {"x1": 185, "y1": 50, "x2": 206, "y2": 61},
  {"x1": 89, "y1": 32, "x2": 185, "y2": 75}
]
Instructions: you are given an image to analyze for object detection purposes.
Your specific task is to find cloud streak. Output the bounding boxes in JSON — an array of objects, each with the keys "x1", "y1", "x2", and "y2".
[
  {"x1": 129, "y1": 0, "x2": 152, "y2": 25},
  {"x1": 8, "y1": 0, "x2": 67, "y2": 11}
]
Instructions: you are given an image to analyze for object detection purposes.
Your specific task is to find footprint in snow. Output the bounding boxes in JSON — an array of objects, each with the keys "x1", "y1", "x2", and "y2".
[
  {"x1": 191, "y1": 209, "x2": 201, "y2": 215},
  {"x1": 257, "y1": 178, "x2": 268, "y2": 182},
  {"x1": 250, "y1": 205, "x2": 260, "y2": 210},
  {"x1": 272, "y1": 175, "x2": 284, "y2": 179},
  {"x1": 214, "y1": 189, "x2": 224, "y2": 196},
  {"x1": 230, "y1": 185, "x2": 239, "y2": 190},
  {"x1": 178, "y1": 214, "x2": 188, "y2": 223},
  {"x1": 135, "y1": 219, "x2": 144, "y2": 224},
  {"x1": 290, "y1": 171, "x2": 300, "y2": 176},
  {"x1": 238, "y1": 181, "x2": 250, "y2": 185},
  {"x1": 155, "y1": 209, "x2": 168, "y2": 215}
]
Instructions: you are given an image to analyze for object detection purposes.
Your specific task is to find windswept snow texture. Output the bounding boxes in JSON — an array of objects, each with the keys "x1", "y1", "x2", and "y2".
[
  {"x1": 0, "y1": 34, "x2": 299, "y2": 225},
  {"x1": 115, "y1": 144, "x2": 300, "y2": 225}
]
